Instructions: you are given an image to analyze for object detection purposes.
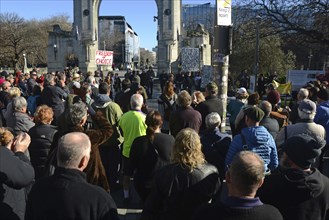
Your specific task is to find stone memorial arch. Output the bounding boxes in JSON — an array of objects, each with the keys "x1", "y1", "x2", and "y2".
[{"x1": 48, "y1": 0, "x2": 182, "y2": 74}]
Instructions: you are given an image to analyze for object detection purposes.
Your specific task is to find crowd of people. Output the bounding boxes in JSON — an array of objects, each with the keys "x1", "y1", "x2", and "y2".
[{"x1": 0, "y1": 66, "x2": 329, "y2": 220}]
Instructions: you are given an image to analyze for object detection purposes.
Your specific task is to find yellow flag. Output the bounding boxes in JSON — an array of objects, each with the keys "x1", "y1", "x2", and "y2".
[{"x1": 273, "y1": 80, "x2": 292, "y2": 95}]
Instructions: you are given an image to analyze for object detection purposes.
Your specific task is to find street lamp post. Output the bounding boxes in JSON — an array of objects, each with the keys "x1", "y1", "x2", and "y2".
[
  {"x1": 254, "y1": 15, "x2": 261, "y2": 92},
  {"x1": 23, "y1": 53, "x2": 28, "y2": 73},
  {"x1": 53, "y1": 44, "x2": 58, "y2": 60}
]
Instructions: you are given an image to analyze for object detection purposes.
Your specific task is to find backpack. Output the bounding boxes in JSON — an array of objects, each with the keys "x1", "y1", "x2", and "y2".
[{"x1": 159, "y1": 94, "x2": 176, "y2": 121}]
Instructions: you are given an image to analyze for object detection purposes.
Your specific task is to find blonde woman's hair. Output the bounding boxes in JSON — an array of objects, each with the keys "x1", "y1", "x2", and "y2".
[
  {"x1": 172, "y1": 128, "x2": 205, "y2": 170},
  {"x1": 8, "y1": 87, "x2": 21, "y2": 98},
  {"x1": 0, "y1": 127, "x2": 14, "y2": 146}
]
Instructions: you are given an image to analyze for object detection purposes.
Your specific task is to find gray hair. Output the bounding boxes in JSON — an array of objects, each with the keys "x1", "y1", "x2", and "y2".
[
  {"x1": 298, "y1": 109, "x2": 315, "y2": 120},
  {"x1": 130, "y1": 94, "x2": 143, "y2": 110},
  {"x1": 57, "y1": 132, "x2": 91, "y2": 169},
  {"x1": 177, "y1": 90, "x2": 192, "y2": 107},
  {"x1": 298, "y1": 88, "x2": 309, "y2": 100},
  {"x1": 69, "y1": 102, "x2": 87, "y2": 126},
  {"x1": 44, "y1": 74, "x2": 55, "y2": 86},
  {"x1": 205, "y1": 112, "x2": 221, "y2": 130},
  {"x1": 12, "y1": 96, "x2": 27, "y2": 112},
  {"x1": 259, "y1": 101, "x2": 272, "y2": 117}
]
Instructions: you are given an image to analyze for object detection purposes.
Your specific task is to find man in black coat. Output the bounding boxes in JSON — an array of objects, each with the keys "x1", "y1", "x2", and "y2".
[
  {"x1": 257, "y1": 134, "x2": 329, "y2": 220},
  {"x1": 169, "y1": 90, "x2": 202, "y2": 137},
  {"x1": 25, "y1": 132, "x2": 118, "y2": 220},
  {"x1": 0, "y1": 131, "x2": 35, "y2": 220},
  {"x1": 259, "y1": 101, "x2": 280, "y2": 139},
  {"x1": 195, "y1": 82, "x2": 223, "y2": 133},
  {"x1": 192, "y1": 151, "x2": 283, "y2": 220}
]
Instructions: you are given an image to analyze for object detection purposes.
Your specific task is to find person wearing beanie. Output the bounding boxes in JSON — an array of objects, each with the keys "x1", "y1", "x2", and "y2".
[
  {"x1": 258, "y1": 134, "x2": 329, "y2": 220},
  {"x1": 225, "y1": 106, "x2": 279, "y2": 173},
  {"x1": 275, "y1": 99, "x2": 326, "y2": 149},
  {"x1": 314, "y1": 87, "x2": 329, "y2": 143}
]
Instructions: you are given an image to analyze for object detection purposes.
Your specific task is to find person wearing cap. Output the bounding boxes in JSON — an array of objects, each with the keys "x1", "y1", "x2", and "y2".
[
  {"x1": 289, "y1": 88, "x2": 309, "y2": 124},
  {"x1": 228, "y1": 87, "x2": 249, "y2": 136},
  {"x1": 258, "y1": 134, "x2": 329, "y2": 220},
  {"x1": 193, "y1": 151, "x2": 283, "y2": 220},
  {"x1": 225, "y1": 106, "x2": 278, "y2": 173},
  {"x1": 315, "y1": 87, "x2": 329, "y2": 143},
  {"x1": 195, "y1": 81, "x2": 223, "y2": 132},
  {"x1": 276, "y1": 99, "x2": 325, "y2": 149}
]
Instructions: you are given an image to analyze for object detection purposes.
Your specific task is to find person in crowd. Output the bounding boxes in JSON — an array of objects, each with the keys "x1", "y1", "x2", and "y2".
[
  {"x1": 53, "y1": 101, "x2": 113, "y2": 192},
  {"x1": 28, "y1": 105, "x2": 58, "y2": 180},
  {"x1": 26, "y1": 84, "x2": 42, "y2": 116},
  {"x1": 6, "y1": 96, "x2": 35, "y2": 135},
  {"x1": 25, "y1": 132, "x2": 118, "y2": 220},
  {"x1": 26, "y1": 71, "x2": 38, "y2": 96},
  {"x1": 289, "y1": 88, "x2": 309, "y2": 124},
  {"x1": 142, "y1": 128, "x2": 220, "y2": 220},
  {"x1": 169, "y1": 90, "x2": 202, "y2": 137},
  {"x1": 40, "y1": 74, "x2": 65, "y2": 125},
  {"x1": 157, "y1": 81, "x2": 177, "y2": 134},
  {"x1": 192, "y1": 151, "x2": 283, "y2": 220},
  {"x1": 227, "y1": 87, "x2": 249, "y2": 136},
  {"x1": 276, "y1": 99, "x2": 325, "y2": 150},
  {"x1": 226, "y1": 106, "x2": 279, "y2": 173},
  {"x1": 258, "y1": 134, "x2": 329, "y2": 220},
  {"x1": 234, "y1": 92, "x2": 260, "y2": 134},
  {"x1": 238, "y1": 69, "x2": 250, "y2": 89},
  {"x1": 92, "y1": 82, "x2": 123, "y2": 190},
  {"x1": 257, "y1": 73, "x2": 267, "y2": 97},
  {"x1": 159, "y1": 70, "x2": 169, "y2": 93},
  {"x1": 118, "y1": 94, "x2": 147, "y2": 202},
  {"x1": 0, "y1": 129, "x2": 34, "y2": 220},
  {"x1": 201, "y1": 112, "x2": 231, "y2": 181},
  {"x1": 0, "y1": 81, "x2": 11, "y2": 109},
  {"x1": 3, "y1": 86, "x2": 22, "y2": 120},
  {"x1": 314, "y1": 87, "x2": 329, "y2": 143},
  {"x1": 259, "y1": 101, "x2": 280, "y2": 139},
  {"x1": 195, "y1": 82, "x2": 223, "y2": 132},
  {"x1": 129, "y1": 110, "x2": 175, "y2": 201},
  {"x1": 115, "y1": 78, "x2": 133, "y2": 113},
  {"x1": 191, "y1": 90, "x2": 205, "y2": 109},
  {"x1": 68, "y1": 73, "x2": 81, "y2": 93}
]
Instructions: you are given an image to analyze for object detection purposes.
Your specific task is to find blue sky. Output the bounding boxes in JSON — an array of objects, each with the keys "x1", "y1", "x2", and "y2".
[{"x1": 0, "y1": 0, "x2": 215, "y2": 50}]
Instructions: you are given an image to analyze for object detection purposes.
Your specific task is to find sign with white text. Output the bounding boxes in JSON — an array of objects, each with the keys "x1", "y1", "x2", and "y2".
[
  {"x1": 217, "y1": 0, "x2": 232, "y2": 26},
  {"x1": 95, "y1": 50, "x2": 113, "y2": 66}
]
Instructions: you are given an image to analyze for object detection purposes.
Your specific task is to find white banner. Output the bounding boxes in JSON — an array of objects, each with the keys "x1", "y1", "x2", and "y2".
[
  {"x1": 217, "y1": 0, "x2": 232, "y2": 26},
  {"x1": 95, "y1": 50, "x2": 113, "y2": 66}
]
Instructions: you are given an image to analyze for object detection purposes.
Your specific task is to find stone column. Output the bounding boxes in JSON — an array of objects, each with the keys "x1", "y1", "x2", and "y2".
[{"x1": 155, "y1": 0, "x2": 181, "y2": 74}]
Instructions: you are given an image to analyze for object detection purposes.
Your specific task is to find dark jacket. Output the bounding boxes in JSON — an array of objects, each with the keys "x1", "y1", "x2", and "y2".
[
  {"x1": 0, "y1": 147, "x2": 35, "y2": 220},
  {"x1": 142, "y1": 163, "x2": 220, "y2": 220},
  {"x1": 28, "y1": 124, "x2": 57, "y2": 180},
  {"x1": 258, "y1": 168, "x2": 329, "y2": 220},
  {"x1": 53, "y1": 112, "x2": 113, "y2": 192},
  {"x1": 192, "y1": 197, "x2": 283, "y2": 220},
  {"x1": 201, "y1": 128, "x2": 232, "y2": 181},
  {"x1": 40, "y1": 85, "x2": 65, "y2": 123},
  {"x1": 129, "y1": 133, "x2": 175, "y2": 200},
  {"x1": 169, "y1": 106, "x2": 202, "y2": 137},
  {"x1": 195, "y1": 95, "x2": 223, "y2": 131},
  {"x1": 25, "y1": 167, "x2": 118, "y2": 220},
  {"x1": 260, "y1": 116, "x2": 280, "y2": 139}
]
